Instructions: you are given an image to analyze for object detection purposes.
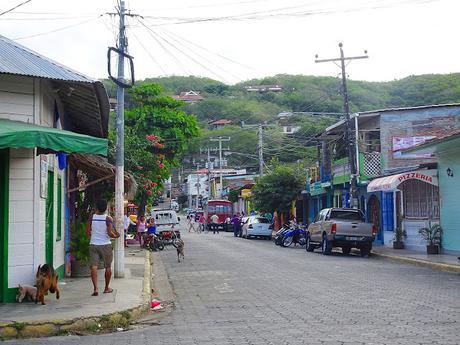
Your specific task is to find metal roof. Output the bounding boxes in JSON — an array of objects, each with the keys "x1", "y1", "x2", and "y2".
[
  {"x1": 0, "y1": 35, "x2": 93, "y2": 82},
  {"x1": 0, "y1": 35, "x2": 110, "y2": 138}
]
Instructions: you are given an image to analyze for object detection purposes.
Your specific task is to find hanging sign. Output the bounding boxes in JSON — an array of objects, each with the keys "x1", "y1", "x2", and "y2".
[{"x1": 40, "y1": 155, "x2": 48, "y2": 198}]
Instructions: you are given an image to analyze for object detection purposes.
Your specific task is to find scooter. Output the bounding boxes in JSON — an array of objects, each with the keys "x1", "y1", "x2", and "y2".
[{"x1": 281, "y1": 223, "x2": 307, "y2": 247}]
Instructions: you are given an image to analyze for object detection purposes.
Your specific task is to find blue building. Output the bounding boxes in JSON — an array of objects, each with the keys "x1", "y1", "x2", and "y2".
[{"x1": 305, "y1": 104, "x2": 460, "y2": 251}]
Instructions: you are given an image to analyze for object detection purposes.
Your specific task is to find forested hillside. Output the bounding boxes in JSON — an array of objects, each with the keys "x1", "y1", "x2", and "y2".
[{"x1": 103, "y1": 73, "x2": 460, "y2": 169}]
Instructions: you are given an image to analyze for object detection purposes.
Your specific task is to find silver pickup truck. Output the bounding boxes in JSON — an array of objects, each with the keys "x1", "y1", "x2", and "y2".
[{"x1": 306, "y1": 208, "x2": 376, "y2": 256}]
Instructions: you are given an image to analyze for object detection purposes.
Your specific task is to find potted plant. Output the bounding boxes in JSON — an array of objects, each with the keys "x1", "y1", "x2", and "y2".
[
  {"x1": 393, "y1": 227, "x2": 407, "y2": 249},
  {"x1": 70, "y1": 219, "x2": 91, "y2": 277},
  {"x1": 418, "y1": 224, "x2": 442, "y2": 254}
]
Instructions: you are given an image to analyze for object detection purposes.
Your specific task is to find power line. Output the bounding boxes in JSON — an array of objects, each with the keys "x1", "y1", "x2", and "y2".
[
  {"x1": 155, "y1": 26, "x2": 254, "y2": 72},
  {"x1": 139, "y1": 19, "x2": 230, "y2": 82},
  {"x1": 0, "y1": 0, "x2": 32, "y2": 17},
  {"x1": 137, "y1": 18, "x2": 192, "y2": 75},
  {"x1": 13, "y1": 14, "x2": 103, "y2": 40},
  {"x1": 156, "y1": 28, "x2": 243, "y2": 83},
  {"x1": 129, "y1": 23, "x2": 167, "y2": 75}
]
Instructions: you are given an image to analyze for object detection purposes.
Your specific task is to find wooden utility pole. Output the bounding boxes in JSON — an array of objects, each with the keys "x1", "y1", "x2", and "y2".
[{"x1": 315, "y1": 43, "x2": 368, "y2": 208}]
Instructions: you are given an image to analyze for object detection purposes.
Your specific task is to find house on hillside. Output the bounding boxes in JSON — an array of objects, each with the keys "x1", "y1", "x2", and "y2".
[
  {"x1": 0, "y1": 35, "x2": 111, "y2": 302},
  {"x1": 244, "y1": 85, "x2": 283, "y2": 93},
  {"x1": 173, "y1": 90, "x2": 204, "y2": 103},
  {"x1": 304, "y1": 103, "x2": 460, "y2": 251},
  {"x1": 208, "y1": 119, "x2": 232, "y2": 129}
]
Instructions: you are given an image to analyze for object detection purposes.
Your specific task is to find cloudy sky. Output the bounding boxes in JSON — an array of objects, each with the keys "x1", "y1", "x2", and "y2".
[{"x1": 0, "y1": 0, "x2": 458, "y2": 84}]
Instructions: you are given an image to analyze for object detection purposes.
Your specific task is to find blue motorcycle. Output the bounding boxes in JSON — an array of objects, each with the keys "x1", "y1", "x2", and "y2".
[
  {"x1": 274, "y1": 224, "x2": 290, "y2": 246},
  {"x1": 281, "y1": 223, "x2": 307, "y2": 247}
]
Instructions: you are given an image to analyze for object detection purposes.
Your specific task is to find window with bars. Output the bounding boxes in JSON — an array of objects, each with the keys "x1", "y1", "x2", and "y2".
[{"x1": 400, "y1": 180, "x2": 440, "y2": 219}]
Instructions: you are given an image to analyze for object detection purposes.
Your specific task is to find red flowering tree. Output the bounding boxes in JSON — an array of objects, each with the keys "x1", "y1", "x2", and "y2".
[{"x1": 109, "y1": 84, "x2": 199, "y2": 215}]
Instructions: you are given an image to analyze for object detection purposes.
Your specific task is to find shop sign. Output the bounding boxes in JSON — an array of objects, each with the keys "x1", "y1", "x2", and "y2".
[
  {"x1": 398, "y1": 172, "x2": 433, "y2": 184},
  {"x1": 40, "y1": 155, "x2": 48, "y2": 198},
  {"x1": 241, "y1": 188, "x2": 252, "y2": 198},
  {"x1": 393, "y1": 136, "x2": 435, "y2": 159}
]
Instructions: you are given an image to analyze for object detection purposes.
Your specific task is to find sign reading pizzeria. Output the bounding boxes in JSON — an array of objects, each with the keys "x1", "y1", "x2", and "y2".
[{"x1": 367, "y1": 169, "x2": 438, "y2": 193}]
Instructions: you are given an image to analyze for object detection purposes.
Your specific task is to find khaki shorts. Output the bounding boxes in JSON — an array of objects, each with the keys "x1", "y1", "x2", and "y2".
[{"x1": 89, "y1": 244, "x2": 113, "y2": 268}]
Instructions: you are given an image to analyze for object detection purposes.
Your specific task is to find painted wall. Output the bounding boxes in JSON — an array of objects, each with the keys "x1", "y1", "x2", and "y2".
[
  {"x1": 438, "y1": 151, "x2": 460, "y2": 252},
  {"x1": 1, "y1": 75, "x2": 66, "y2": 289},
  {"x1": 0, "y1": 75, "x2": 34, "y2": 123},
  {"x1": 8, "y1": 148, "x2": 35, "y2": 288}
]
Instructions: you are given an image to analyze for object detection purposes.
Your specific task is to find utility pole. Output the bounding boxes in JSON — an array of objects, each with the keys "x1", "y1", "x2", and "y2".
[
  {"x1": 315, "y1": 43, "x2": 368, "y2": 208},
  {"x1": 195, "y1": 163, "x2": 200, "y2": 209},
  {"x1": 210, "y1": 137, "x2": 231, "y2": 197},
  {"x1": 114, "y1": 0, "x2": 126, "y2": 278},
  {"x1": 108, "y1": 1, "x2": 138, "y2": 278},
  {"x1": 258, "y1": 124, "x2": 264, "y2": 176}
]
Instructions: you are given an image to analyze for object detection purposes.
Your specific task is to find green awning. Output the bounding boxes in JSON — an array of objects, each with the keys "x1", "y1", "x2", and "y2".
[{"x1": 0, "y1": 119, "x2": 107, "y2": 156}]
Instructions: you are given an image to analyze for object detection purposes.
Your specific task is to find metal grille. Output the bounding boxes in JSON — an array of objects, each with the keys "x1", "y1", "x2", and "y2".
[
  {"x1": 363, "y1": 152, "x2": 381, "y2": 177},
  {"x1": 401, "y1": 179, "x2": 440, "y2": 219}
]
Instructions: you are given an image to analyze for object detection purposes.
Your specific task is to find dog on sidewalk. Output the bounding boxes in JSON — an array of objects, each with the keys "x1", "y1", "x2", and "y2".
[
  {"x1": 16, "y1": 284, "x2": 37, "y2": 303},
  {"x1": 174, "y1": 239, "x2": 185, "y2": 263},
  {"x1": 35, "y1": 264, "x2": 60, "y2": 305}
]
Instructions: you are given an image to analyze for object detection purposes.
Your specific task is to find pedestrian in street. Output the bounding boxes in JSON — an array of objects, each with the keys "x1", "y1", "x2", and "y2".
[
  {"x1": 231, "y1": 214, "x2": 240, "y2": 237},
  {"x1": 86, "y1": 199, "x2": 120, "y2": 296},
  {"x1": 123, "y1": 211, "x2": 135, "y2": 247},
  {"x1": 188, "y1": 214, "x2": 196, "y2": 233},
  {"x1": 136, "y1": 215, "x2": 147, "y2": 248},
  {"x1": 210, "y1": 213, "x2": 219, "y2": 234},
  {"x1": 198, "y1": 213, "x2": 205, "y2": 233}
]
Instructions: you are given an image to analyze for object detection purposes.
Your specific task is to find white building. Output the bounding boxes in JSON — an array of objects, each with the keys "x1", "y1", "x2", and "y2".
[
  {"x1": 0, "y1": 35, "x2": 109, "y2": 302},
  {"x1": 185, "y1": 173, "x2": 209, "y2": 208}
]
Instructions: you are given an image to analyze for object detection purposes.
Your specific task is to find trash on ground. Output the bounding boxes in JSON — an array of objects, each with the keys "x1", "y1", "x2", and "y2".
[{"x1": 150, "y1": 299, "x2": 161, "y2": 308}]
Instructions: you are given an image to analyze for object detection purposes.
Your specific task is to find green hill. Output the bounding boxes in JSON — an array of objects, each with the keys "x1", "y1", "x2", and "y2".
[{"x1": 103, "y1": 73, "x2": 460, "y2": 169}]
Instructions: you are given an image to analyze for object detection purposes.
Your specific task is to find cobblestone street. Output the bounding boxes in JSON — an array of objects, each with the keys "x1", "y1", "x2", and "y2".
[{"x1": 9, "y1": 230, "x2": 460, "y2": 345}]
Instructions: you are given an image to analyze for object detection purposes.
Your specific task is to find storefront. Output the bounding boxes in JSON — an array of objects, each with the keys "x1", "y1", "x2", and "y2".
[{"x1": 367, "y1": 169, "x2": 439, "y2": 251}]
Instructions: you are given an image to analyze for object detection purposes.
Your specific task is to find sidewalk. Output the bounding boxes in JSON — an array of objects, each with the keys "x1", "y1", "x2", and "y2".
[
  {"x1": 371, "y1": 246, "x2": 460, "y2": 273},
  {"x1": 0, "y1": 247, "x2": 152, "y2": 339}
]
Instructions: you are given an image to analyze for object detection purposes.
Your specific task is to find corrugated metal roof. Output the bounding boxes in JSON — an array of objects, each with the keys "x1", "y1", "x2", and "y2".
[{"x1": 0, "y1": 34, "x2": 93, "y2": 83}]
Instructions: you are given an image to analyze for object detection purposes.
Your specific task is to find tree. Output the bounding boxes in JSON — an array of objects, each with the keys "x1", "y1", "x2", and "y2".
[
  {"x1": 252, "y1": 163, "x2": 305, "y2": 215},
  {"x1": 109, "y1": 84, "x2": 199, "y2": 215}
]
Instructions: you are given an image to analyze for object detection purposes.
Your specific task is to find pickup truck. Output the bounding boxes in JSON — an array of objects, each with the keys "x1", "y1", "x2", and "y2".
[{"x1": 306, "y1": 208, "x2": 377, "y2": 256}]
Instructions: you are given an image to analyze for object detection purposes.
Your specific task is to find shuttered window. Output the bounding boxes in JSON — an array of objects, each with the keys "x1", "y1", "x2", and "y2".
[{"x1": 400, "y1": 180, "x2": 440, "y2": 219}]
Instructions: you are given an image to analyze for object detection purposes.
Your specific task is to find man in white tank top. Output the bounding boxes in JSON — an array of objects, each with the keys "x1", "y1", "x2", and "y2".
[{"x1": 86, "y1": 199, "x2": 120, "y2": 296}]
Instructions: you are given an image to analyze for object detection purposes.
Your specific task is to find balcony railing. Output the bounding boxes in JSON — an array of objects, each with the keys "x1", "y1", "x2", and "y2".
[{"x1": 331, "y1": 152, "x2": 382, "y2": 184}]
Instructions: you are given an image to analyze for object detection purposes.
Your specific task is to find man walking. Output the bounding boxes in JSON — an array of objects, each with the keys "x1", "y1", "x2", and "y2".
[
  {"x1": 86, "y1": 199, "x2": 120, "y2": 296},
  {"x1": 210, "y1": 213, "x2": 219, "y2": 234},
  {"x1": 231, "y1": 214, "x2": 240, "y2": 237}
]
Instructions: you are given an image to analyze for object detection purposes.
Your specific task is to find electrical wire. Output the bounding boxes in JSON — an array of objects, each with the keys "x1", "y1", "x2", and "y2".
[
  {"x1": 130, "y1": 26, "x2": 167, "y2": 75},
  {"x1": 156, "y1": 28, "x2": 244, "y2": 83},
  {"x1": 0, "y1": 0, "x2": 32, "y2": 17},
  {"x1": 137, "y1": 18, "x2": 192, "y2": 75},
  {"x1": 138, "y1": 19, "x2": 230, "y2": 82},
  {"x1": 13, "y1": 14, "x2": 103, "y2": 40},
  {"x1": 154, "y1": 26, "x2": 255, "y2": 72}
]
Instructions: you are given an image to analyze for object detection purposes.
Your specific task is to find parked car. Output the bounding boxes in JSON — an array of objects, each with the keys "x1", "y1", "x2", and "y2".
[
  {"x1": 241, "y1": 216, "x2": 272, "y2": 239},
  {"x1": 306, "y1": 208, "x2": 377, "y2": 256}
]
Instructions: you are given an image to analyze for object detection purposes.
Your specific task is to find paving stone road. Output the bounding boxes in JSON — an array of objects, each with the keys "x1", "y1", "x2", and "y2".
[{"x1": 8, "y1": 229, "x2": 460, "y2": 345}]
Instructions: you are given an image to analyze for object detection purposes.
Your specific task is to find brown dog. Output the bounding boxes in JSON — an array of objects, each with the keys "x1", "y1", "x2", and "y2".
[
  {"x1": 35, "y1": 264, "x2": 60, "y2": 305},
  {"x1": 16, "y1": 284, "x2": 37, "y2": 303},
  {"x1": 175, "y1": 239, "x2": 185, "y2": 263}
]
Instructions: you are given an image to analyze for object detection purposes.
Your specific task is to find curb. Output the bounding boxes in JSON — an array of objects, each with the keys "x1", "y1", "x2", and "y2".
[
  {"x1": 371, "y1": 251, "x2": 460, "y2": 274},
  {"x1": 0, "y1": 251, "x2": 153, "y2": 340}
]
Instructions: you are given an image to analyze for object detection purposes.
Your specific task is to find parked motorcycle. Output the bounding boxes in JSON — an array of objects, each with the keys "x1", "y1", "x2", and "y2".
[
  {"x1": 281, "y1": 223, "x2": 307, "y2": 247},
  {"x1": 143, "y1": 234, "x2": 165, "y2": 251},
  {"x1": 274, "y1": 224, "x2": 291, "y2": 246}
]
